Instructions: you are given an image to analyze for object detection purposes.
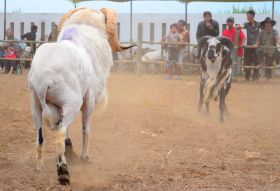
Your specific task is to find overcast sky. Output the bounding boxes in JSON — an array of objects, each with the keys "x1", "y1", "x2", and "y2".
[{"x1": 0, "y1": 0, "x2": 278, "y2": 14}]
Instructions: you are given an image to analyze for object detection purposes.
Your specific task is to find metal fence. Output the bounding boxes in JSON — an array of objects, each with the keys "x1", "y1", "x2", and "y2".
[
  {"x1": 115, "y1": 23, "x2": 280, "y2": 75},
  {"x1": 0, "y1": 24, "x2": 279, "y2": 76}
]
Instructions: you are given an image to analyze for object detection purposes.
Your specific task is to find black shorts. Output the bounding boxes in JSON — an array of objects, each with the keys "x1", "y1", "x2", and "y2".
[{"x1": 244, "y1": 48, "x2": 258, "y2": 66}]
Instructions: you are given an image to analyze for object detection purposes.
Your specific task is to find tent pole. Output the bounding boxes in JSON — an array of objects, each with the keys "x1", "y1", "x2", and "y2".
[
  {"x1": 4, "y1": 0, "x2": 7, "y2": 40},
  {"x1": 272, "y1": 0, "x2": 275, "y2": 19},
  {"x1": 185, "y1": 1, "x2": 188, "y2": 25},
  {"x1": 130, "y1": 0, "x2": 133, "y2": 59},
  {"x1": 130, "y1": 0, "x2": 133, "y2": 42}
]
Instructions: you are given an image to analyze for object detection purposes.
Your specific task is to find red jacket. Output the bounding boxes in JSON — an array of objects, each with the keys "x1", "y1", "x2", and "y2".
[{"x1": 223, "y1": 27, "x2": 246, "y2": 57}]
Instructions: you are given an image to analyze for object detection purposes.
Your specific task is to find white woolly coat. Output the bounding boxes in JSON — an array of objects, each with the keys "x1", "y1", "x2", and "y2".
[{"x1": 28, "y1": 10, "x2": 112, "y2": 128}]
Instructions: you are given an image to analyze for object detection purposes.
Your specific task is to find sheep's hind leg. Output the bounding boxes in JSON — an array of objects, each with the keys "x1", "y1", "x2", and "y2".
[
  {"x1": 57, "y1": 104, "x2": 82, "y2": 185},
  {"x1": 65, "y1": 128, "x2": 73, "y2": 149},
  {"x1": 64, "y1": 128, "x2": 74, "y2": 159},
  {"x1": 56, "y1": 127, "x2": 70, "y2": 185},
  {"x1": 31, "y1": 89, "x2": 44, "y2": 171},
  {"x1": 81, "y1": 91, "x2": 95, "y2": 163}
]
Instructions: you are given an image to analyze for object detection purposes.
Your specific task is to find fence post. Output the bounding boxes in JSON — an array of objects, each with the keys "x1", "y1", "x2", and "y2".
[
  {"x1": 161, "y1": 23, "x2": 167, "y2": 72},
  {"x1": 150, "y1": 23, "x2": 155, "y2": 42},
  {"x1": 186, "y1": 23, "x2": 191, "y2": 64},
  {"x1": 40, "y1": 22, "x2": 45, "y2": 41},
  {"x1": 20, "y1": 22, "x2": 24, "y2": 37},
  {"x1": 234, "y1": 28, "x2": 240, "y2": 78},
  {"x1": 136, "y1": 23, "x2": 143, "y2": 73}
]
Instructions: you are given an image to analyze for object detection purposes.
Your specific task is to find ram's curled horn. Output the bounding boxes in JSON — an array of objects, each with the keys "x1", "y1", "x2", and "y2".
[
  {"x1": 101, "y1": 8, "x2": 135, "y2": 52},
  {"x1": 58, "y1": 7, "x2": 87, "y2": 32},
  {"x1": 218, "y1": 36, "x2": 233, "y2": 51},
  {"x1": 197, "y1": 35, "x2": 212, "y2": 58}
]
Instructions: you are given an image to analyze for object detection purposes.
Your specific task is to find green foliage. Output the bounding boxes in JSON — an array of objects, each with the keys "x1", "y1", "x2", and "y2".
[{"x1": 231, "y1": 5, "x2": 271, "y2": 14}]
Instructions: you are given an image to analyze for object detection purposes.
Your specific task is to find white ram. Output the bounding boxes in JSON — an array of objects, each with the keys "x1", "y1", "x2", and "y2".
[{"x1": 28, "y1": 8, "x2": 132, "y2": 185}]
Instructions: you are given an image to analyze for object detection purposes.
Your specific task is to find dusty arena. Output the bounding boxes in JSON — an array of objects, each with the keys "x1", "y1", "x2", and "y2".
[{"x1": 0, "y1": 71, "x2": 280, "y2": 190}]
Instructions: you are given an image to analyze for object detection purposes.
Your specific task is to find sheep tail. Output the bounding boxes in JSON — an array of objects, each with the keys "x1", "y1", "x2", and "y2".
[{"x1": 32, "y1": 83, "x2": 56, "y2": 128}]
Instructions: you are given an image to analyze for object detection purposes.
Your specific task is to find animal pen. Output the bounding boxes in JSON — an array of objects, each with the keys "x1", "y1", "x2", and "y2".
[
  {"x1": 1, "y1": 3, "x2": 280, "y2": 190},
  {"x1": 114, "y1": 23, "x2": 280, "y2": 76}
]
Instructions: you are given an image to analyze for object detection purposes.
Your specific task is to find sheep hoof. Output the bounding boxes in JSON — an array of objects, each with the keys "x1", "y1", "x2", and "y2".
[
  {"x1": 220, "y1": 117, "x2": 224, "y2": 123},
  {"x1": 81, "y1": 156, "x2": 92, "y2": 164},
  {"x1": 57, "y1": 163, "x2": 70, "y2": 186},
  {"x1": 65, "y1": 138, "x2": 73, "y2": 148}
]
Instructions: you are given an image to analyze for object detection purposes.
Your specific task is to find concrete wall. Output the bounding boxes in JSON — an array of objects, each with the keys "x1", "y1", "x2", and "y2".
[{"x1": 1, "y1": 13, "x2": 279, "y2": 44}]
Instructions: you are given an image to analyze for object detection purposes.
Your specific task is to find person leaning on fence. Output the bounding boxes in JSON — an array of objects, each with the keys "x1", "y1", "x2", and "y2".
[
  {"x1": 162, "y1": 23, "x2": 180, "y2": 80},
  {"x1": 196, "y1": 11, "x2": 219, "y2": 42},
  {"x1": 48, "y1": 24, "x2": 58, "y2": 42},
  {"x1": 0, "y1": 42, "x2": 7, "y2": 73},
  {"x1": 21, "y1": 24, "x2": 37, "y2": 54},
  {"x1": 255, "y1": 17, "x2": 280, "y2": 80},
  {"x1": 222, "y1": 17, "x2": 246, "y2": 81},
  {"x1": 176, "y1": 20, "x2": 190, "y2": 79},
  {"x1": 237, "y1": 10, "x2": 261, "y2": 81},
  {"x1": 2, "y1": 29, "x2": 22, "y2": 74}
]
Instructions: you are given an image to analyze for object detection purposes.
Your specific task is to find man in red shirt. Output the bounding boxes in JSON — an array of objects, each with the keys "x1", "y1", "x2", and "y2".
[{"x1": 223, "y1": 17, "x2": 246, "y2": 80}]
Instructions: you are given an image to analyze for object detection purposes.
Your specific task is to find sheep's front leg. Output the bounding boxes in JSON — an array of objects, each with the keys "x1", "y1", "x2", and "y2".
[
  {"x1": 219, "y1": 89, "x2": 226, "y2": 123},
  {"x1": 81, "y1": 91, "x2": 95, "y2": 163},
  {"x1": 205, "y1": 102, "x2": 210, "y2": 115},
  {"x1": 31, "y1": 89, "x2": 44, "y2": 171},
  {"x1": 198, "y1": 80, "x2": 205, "y2": 112}
]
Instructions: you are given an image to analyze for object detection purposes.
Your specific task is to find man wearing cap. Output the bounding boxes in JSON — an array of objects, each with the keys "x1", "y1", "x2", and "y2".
[
  {"x1": 239, "y1": 10, "x2": 261, "y2": 81},
  {"x1": 196, "y1": 11, "x2": 219, "y2": 42},
  {"x1": 21, "y1": 24, "x2": 38, "y2": 54},
  {"x1": 256, "y1": 17, "x2": 280, "y2": 79},
  {"x1": 223, "y1": 17, "x2": 246, "y2": 81}
]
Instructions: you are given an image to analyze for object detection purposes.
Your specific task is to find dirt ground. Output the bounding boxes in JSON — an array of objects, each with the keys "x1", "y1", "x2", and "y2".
[{"x1": 1, "y1": 71, "x2": 280, "y2": 191}]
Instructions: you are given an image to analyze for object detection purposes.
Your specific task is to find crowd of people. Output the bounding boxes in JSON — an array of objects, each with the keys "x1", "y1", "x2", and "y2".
[
  {"x1": 0, "y1": 11, "x2": 280, "y2": 80},
  {"x1": 0, "y1": 24, "x2": 58, "y2": 74},
  {"x1": 162, "y1": 20, "x2": 190, "y2": 80},
  {"x1": 163, "y1": 10, "x2": 280, "y2": 81}
]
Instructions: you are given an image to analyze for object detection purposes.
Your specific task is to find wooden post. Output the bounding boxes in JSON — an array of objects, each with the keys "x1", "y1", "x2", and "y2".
[
  {"x1": 136, "y1": 23, "x2": 143, "y2": 73},
  {"x1": 4, "y1": 0, "x2": 6, "y2": 39},
  {"x1": 161, "y1": 23, "x2": 167, "y2": 72},
  {"x1": 40, "y1": 22, "x2": 45, "y2": 41},
  {"x1": 186, "y1": 23, "x2": 191, "y2": 64},
  {"x1": 150, "y1": 23, "x2": 155, "y2": 42},
  {"x1": 20, "y1": 22, "x2": 24, "y2": 37},
  {"x1": 10, "y1": 22, "x2": 14, "y2": 34},
  {"x1": 222, "y1": 24, "x2": 227, "y2": 33},
  {"x1": 234, "y1": 28, "x2": 240, "y2": 77},
  {"x1": 161, "y1": 23, "x2": 167, "y2": 39}
]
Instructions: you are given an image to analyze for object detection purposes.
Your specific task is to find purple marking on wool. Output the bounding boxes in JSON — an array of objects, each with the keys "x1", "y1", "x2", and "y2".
[{"x1": 62, "y1": 27, "x2": 77, "y2": 41}]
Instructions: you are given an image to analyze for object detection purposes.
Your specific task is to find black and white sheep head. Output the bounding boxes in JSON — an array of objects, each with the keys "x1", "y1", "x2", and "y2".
[{"x1": 197, "y1": 36, "x2": 233, "y2": 63}]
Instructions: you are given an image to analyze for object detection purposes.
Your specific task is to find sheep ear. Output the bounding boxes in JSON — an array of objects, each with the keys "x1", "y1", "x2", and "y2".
[
  {"x1": 217, "y1": 36, "x2": 233, "y2": 51},
  {"x1": 197, "y1": 36, "x2": 212, "y2": 58}
]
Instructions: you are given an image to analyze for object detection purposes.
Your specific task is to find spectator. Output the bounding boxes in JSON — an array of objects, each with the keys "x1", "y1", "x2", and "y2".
[
  {"x1": 163, "y1": 23, "x2": 180, "y2": 80},
  {"x1": 2, "y1": 29, "x2": 21, "y2": 74},
  {"x1": 256, "y1": 17, "x2": 280, "y2": 79},
  {"x1": 222, "y1": 17, "x2": 246, "y2": 81},
  {"x1": 48, "y1": 24, "x2": 58, "y2": 42},
  {"x1": 176, "y1": 19, "x2": 190, "y2": 79},
  {"x1": 21, "y1": 24, "x2": 37, "y2": 54},
  {"x1": 196, "y1": 11, "x2": 219, "y2": 42},
  {"x1": 239, "y1": 10, "x2": 261, "y2": 81},
  {"x1": 0, "y1": 42, "x2": 7, "y2": 72}
]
